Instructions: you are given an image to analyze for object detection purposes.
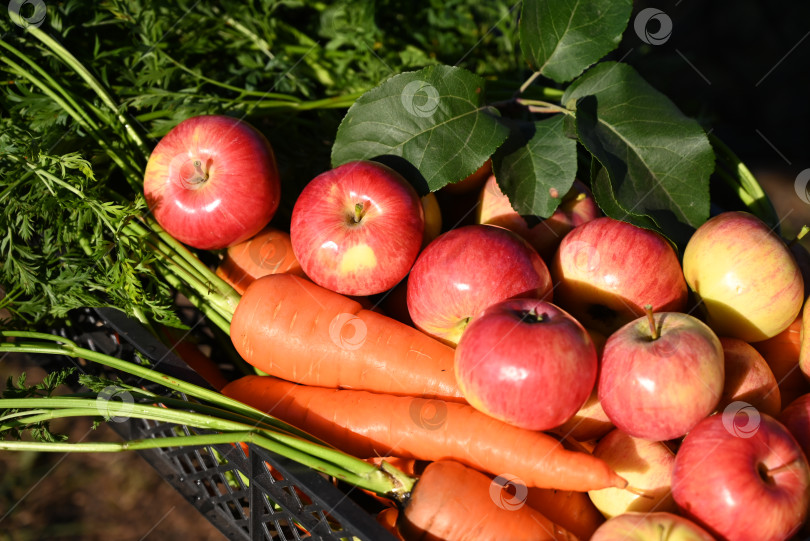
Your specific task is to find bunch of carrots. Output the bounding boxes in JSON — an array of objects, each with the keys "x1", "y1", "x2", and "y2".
[{"x1": 189, "y1": 200, "x2": 624, "y2": 539}]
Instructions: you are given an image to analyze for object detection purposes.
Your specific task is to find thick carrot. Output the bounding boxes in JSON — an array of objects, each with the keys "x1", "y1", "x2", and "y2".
[
  {"x1": 216, "y1": 226, "x2": 304, "y2": 295},
  {"x1": 229, "y1": 273, "x2": 464, "y2": 402},
  {"x1": 526, "y1": 487, "x2": 605, "y2": 540},
  {"x1": 221, "y1": 375, "x2": 627, "y2": 492},
  {"x1": 399, "y1": 460, "x2": 577, "y2": 541}
]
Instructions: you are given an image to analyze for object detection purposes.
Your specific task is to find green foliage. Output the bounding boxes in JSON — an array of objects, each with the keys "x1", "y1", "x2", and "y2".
[
  {"x1": 519, "y1": 0, "x2": 633, "y2": 83},
  {"x1": 331, "y1": 66, "x2": 509, "y2": 192}
]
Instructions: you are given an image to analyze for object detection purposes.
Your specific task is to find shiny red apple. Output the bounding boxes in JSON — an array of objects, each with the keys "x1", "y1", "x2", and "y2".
[
  {"x1": 672, "y1": 411, "x2": 810, "y2": 541},
  {"x1": 143, "y1": 115, "x2": 281, "y2": 250},
  {"x1": 478, "y1": 176, "x2": 600, "y2": 262},
  {"x1": 406, "y1": 224, "x2": 553, "y2": 346},
  {"x1": 551, "y1": 217, "x2": 688, "y2": 335},
  {"x1": 599, "y1": 310, "x2": 724, "y2": 441},
  {"x1": 454, "y1": 298, "x2": 597, "y2": 430},
  {"x1": 290, "y1": 160, "x2": 424, "y2": 296}
]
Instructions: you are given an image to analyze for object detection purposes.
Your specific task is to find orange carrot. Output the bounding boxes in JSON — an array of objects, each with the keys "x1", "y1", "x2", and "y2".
[
  {"x1": 399, "y1": 460, "x2": 577, "y2": 541},
  {"x1": 221, "y1": 375, "x2": 626, "y2": 492},
  {"x1": 216, "y1": 226, "x2": 304, "y2": 295},
  {"x1": 377, "y1": 507, "x2": 406, "y2": 540},
  {"x1": 229, "y1": 273, "x2": 463, "y2": 402},
  {"x1": 526, "y1": 487, "x2": 605, "y2": 540}
]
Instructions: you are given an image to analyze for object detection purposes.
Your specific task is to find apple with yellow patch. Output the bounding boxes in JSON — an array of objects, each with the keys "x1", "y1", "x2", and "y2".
[{"x1": 290, "y1": 160, "x2": 424, "y2": 296}]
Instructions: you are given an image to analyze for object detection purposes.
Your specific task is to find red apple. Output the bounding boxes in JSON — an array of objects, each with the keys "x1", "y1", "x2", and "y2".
[
  {"x1": 454, "y1": 298, "x2": 597, "y2": 430},
  {"x1": 588, "y1": 428, "x2": 677, "y2": 518},
  {"x1": 406, "y1": 224, "x2": 553, "y2": 345},
  {"x1": 478, "y1": 176, "x2": 600, "y2": 262},
  {"x1": 143, "y1": 115, "x2": 281, "y2": 250},
  {"x1": 591, "y1": 512, "x2": 715, "y2": 541},
  {"x1": 683, "y1": 211, "x2": 804, "y2": 342},
  {"x1": 290, "y1": 160, "x2": 424, "y2": 296},
  {"x1": 599, "y1": 310, "x2": 724, "y2": 442},
  {"x1": 717, "y1": 336, "x2": 781, "y2": 418},
  {"x1": 672, "y1": 411, "x2": 810, "y2": 541},
  {"x1": 551, "y1": 217, "x2": 688, "y2": 335},
  {"x1": 778, "y1": 393, "x2": 810, "y2": 461}
]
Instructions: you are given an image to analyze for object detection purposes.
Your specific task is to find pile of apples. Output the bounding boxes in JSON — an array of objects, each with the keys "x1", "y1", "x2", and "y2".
[{"x1": 143, "y1": 115, "x2": 810, "y2": 541}]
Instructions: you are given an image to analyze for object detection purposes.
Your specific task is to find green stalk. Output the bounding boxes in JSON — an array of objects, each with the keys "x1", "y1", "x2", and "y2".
[
  {"x1": 0, "y1": 39, "x2": 98, "y2": 130},
  {"x1": 139, "y1": 217, "x2": 240, "y2": 313},
  {"x1": 26, "y1": 26, "x2": 150, "y2": 160},
  {"x1": 0, "y1": 339, "x2": 293, "y2": 438},
  {"x1": 0, "y1": 398, "x2": 414, "y2": 497}
]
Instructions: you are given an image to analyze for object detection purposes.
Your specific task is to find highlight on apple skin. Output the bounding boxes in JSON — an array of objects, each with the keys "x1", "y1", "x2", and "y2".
[{"x1": 289, "y1": 160, "x2": 425, "y2": 297}]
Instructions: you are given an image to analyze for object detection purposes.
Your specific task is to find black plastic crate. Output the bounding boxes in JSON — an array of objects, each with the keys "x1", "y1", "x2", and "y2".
[{"x1": 41, "y1": 306, "x2": 399, "y2": 541}]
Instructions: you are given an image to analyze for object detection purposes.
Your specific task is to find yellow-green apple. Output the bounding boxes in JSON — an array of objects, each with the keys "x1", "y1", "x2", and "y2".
[
  {"x1": 551, "y1": 217, "x2": 687, "y2": 335},
  {"x1": 478, "y1": 177, "x2": 600, "y2": 262},
  {"x1": 421, "y1": 192, "x2": 442, "y2": 248},
  {"x1": 553, "y1": 328, "x2": 614, "y2": 442},
  {"x1": 439, "y1": 158, "x2": 492, "y2": 195},
  {"x1": 672, "y1": 411, "x2": 810, "y2": 541},
  {"x1": 290, "y1": 160, "x2": 424, "y2": 296},
  {"x1": 716, "y1": 336, "x2": 781, "y2": 418},
  {"x1": 588, "y1": 428, "x2": 677, "y2": 518},
  {"x1": 591, "y1": 512, "x2": 715, "y2": 541},
  {"x1": 778, "y1": 394, "x2": 810, "y2": 461},
  {"x1": 454, "y1": 298, "x2": 597, "y2": 430},
  {"x1": 754, "y1": 315, "x2": 810, "y2": 407},
  {"x1": 682, "y1": 211, "x2": 804, "y2": 342},
  {"x1": 143, "y1": 115, "x2": 281, "y2": 250},
  {"x1": 598, "y1": 310, "x2": 724, "y2": 441},
  {"x1": 406, "y1": 224, "x2": 553, "y2": 346}
]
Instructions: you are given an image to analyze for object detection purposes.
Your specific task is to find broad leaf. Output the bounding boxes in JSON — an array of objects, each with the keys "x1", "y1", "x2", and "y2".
[
  {"x1": 492, "y1": 115, "x2": 578, "y2": 219},
  {"x1": 564, "y1": 62, "x2": 714, "y2": 246},
  {"x1": 520, "y1": 0, "x2": 632, "y2": 83},
  {"x1": 331, "y1": 65, "x2": 509, "y2": 192}
]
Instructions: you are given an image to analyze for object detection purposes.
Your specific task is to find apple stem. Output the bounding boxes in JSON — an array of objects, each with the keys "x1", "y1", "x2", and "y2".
[
  {"x1": 761, "y1": 458, "x2": 802, "y2": 482},
  {"x1": 787, "y1": 225, "x2": 809, "y2": 247},
  {"x1": 353, "y1": 202, "x2": 365, "y2": 223},
  {"x1": 623, "y1": 485, "x2": 655, "y2": 499},
  {"x1": 644, "y1": 304, "x2": 659, "y2": 340},
  {"x1": 190, "y1": 159, "x2": 208, "y2": 184}
]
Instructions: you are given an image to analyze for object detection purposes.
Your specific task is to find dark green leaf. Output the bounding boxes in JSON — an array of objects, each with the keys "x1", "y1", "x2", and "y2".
[
  {"x1": 492, "y1": 115, "x2": 578, "y2": 218},
  {"x1": 519, "y1": 0, "x2": 633, "y2": 83},
  {"x1": 331, "y1": 65, "x2": 509, "y2": 192},
  {"x1": 564, "y1": 63, "x2": 714, "y2": 246}
]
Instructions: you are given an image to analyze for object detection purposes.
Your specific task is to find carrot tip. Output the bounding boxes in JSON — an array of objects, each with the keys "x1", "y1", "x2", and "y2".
[{"x1": 613, "y1": 472, "x2": 629, "y2": 489}]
